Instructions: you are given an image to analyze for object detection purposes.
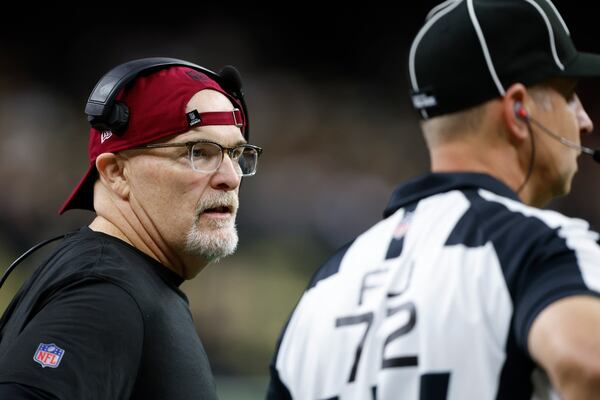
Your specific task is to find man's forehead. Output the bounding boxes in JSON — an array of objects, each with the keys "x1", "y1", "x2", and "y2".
[
  {"x1": 179, "y1": 89, "x2": 245, "y2": 145},
  {"x1": 186, "y1": 89, "x2": 235, "y2": 112}
]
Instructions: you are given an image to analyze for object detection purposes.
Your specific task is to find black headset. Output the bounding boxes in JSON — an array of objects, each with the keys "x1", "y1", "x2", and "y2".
[{"x1": 84, "y1": 57, "x2": 250, "y2": 139}]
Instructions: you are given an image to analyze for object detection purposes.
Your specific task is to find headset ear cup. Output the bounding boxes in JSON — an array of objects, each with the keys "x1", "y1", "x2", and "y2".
[
  {"x1": 88, "y1": 101, "x2": 129, "y2": 133},
  {"x1": 218, "y1": 65, "x2": 243, "y2": 97},
  {"x1": 106, "y1": 101, "x2": 130, "y2": 133}
]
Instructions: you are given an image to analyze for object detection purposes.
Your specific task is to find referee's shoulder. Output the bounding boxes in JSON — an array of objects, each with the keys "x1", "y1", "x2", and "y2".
[{"x1": 477, "y1": 187, "x2": 593, "y2": 232}]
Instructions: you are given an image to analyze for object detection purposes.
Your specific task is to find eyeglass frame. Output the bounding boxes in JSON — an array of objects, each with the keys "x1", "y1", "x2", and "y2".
[{"x1": 129, "y1": 140, "x2": 263, "y2": 176}]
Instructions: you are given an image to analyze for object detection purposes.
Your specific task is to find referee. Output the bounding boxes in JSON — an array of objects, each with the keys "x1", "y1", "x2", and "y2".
[
  {"x1": 0, "y1": 59, "x2": 262, "y2": 399},
  {"x1": 268, "y1": 1, "x2": 600, "y2": 399}
]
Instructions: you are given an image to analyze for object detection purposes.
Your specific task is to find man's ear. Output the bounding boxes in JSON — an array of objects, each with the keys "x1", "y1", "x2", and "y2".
[
  {"x1": 503, "y1": 83, "x2": 529, "y2": 143},
  {"x1": 95, "y1": 153, "x2": 129, "y2": 200}
]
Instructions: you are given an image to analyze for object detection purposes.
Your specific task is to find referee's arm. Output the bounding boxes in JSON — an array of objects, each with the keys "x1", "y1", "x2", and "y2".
[
  {"x1": 0, "y1": 382, "x2": 58, "y2": 399},
  {"x1": 529, "y1": 295, "x2": 600, "y2": 399}
]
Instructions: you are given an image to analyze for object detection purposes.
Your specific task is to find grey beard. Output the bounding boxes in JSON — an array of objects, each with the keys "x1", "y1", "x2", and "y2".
[
  {"x1": 184, "y1": 219, "x2": 238, "y2": 263},
  {"x1": 184, "y1": 191, "x2": 239, "y2": 262}
]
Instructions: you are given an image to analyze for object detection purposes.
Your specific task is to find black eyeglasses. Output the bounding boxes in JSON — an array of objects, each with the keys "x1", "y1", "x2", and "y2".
[{"x1": 132, "y1": 140, "x2": 263, "y2": 176}]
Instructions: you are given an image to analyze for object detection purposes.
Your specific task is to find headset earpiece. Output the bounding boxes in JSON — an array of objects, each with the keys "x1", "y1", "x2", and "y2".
[
  {"x1": 218, "y1": 65, "x2": 244, "y2": 98},
  {"x1": 514, "y1": 101, "x2": 528, "y2": 121}
]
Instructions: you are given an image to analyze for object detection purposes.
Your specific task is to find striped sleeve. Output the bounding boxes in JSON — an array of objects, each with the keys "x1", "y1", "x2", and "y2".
[{"x1": 477, "y1": 190, "x2": 600, "y2": 350}]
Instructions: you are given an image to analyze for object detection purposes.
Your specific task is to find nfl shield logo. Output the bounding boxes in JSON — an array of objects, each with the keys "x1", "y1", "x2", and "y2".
[{"x1": 33, "y1": 343, "x2": 65, "y2": 368}]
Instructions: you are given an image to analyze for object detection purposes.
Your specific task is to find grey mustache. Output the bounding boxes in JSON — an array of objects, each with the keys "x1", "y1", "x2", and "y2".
[{"x1": 195, "y1": 192, "x2": 239, "y2": 215}]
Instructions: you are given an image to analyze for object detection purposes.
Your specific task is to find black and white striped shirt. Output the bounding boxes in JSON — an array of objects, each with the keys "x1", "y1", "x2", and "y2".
[{"x1": 268, "y1": 172, "x2": 600, "y2": 400}]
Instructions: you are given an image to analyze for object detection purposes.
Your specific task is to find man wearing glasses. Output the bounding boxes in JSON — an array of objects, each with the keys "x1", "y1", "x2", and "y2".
[{"x1": 0, "y1": 60, "x2": 261, "y2": 399}]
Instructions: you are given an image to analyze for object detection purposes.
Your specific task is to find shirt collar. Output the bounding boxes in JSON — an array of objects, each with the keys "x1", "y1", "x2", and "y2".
[
  {"x1": 383, "y1": 172, "x2": 520, "y2": 218},
  {"x1": 81, "y1": 226, "x2": 185, "y2": 288}
]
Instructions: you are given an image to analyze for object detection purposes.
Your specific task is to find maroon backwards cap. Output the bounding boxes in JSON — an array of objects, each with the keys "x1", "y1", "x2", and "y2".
[{"x1": 59, "y1": 66, "x2": 246, "y2": 214}]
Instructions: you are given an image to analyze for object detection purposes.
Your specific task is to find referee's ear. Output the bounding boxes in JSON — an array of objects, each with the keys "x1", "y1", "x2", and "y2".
[
  {"x1": 503, "y1": 83, "x2": 529, "y2": 145},
  {"x1": 95, "y1": 153, "x2": 130, "y2": 201}
]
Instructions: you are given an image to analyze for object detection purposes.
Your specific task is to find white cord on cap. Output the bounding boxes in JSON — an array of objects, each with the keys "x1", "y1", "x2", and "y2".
[
  {"x1": 524, "y1": 0, "x2": 565, "y2": 70},
  {"x1": 467, "y1": 0, "x2": 506, "y2": 96}
]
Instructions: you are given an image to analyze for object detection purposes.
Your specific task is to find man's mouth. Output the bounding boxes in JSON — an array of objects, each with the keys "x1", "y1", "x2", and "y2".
[
  {"x1": 204, "y1": 206, "x2": 231, "y2": 213},
  {"x1": 200, "y1": 205, "x2": 234, "y2": 216},
  {"x1": 195, "y1": 191, "x2": 239, "y2": 221}
]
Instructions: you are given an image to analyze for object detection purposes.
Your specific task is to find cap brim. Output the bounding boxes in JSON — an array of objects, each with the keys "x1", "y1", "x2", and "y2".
[
  {"x1": 562, "y1": 51, "x2": 600, "y2": 78},
  {"x1": 58, "y1": 163, "x2": 97, "y2": 215}
]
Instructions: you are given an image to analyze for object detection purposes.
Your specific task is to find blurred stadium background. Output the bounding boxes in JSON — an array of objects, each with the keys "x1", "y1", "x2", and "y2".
[{"x1": 2, "y1": 4, "x2": 600, "y2": 399}]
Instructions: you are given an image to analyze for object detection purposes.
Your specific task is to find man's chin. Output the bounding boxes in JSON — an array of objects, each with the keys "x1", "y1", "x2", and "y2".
[
  {"x1": 184, "y1": 224, "x2": 239, "y2": 262},
  {"x1": 197, "y1": 214, "x2": 236, "y2": 229}
]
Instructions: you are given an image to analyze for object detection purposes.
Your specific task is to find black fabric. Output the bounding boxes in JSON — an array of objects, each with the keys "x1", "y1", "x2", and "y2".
[
  {"x1": 419, "y1": 373, "x2": 450, "y2": 400},
  {"x1": 410, "y1": 0, "x2": 600, "y2": 119},
  {"x1": 0, "y1": 227, "x2": 217, "y2": 400},
  {"x1": 266, "y1": 365, "x2": 293, "y2": 400},
  {"x1": 383, "y1": 172, "x2": 519, "y2": 217},
  {"x1": 0, "y1": 382, "x2": 59, "y2": 399},
  {"x1": 494, "y1": 323, "x2": 535, "y2": 400}
]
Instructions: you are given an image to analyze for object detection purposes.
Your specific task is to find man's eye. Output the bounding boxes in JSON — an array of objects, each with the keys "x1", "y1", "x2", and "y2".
[{"x1": 193, "y1": 149, "x2": 209, "y2": 158}]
